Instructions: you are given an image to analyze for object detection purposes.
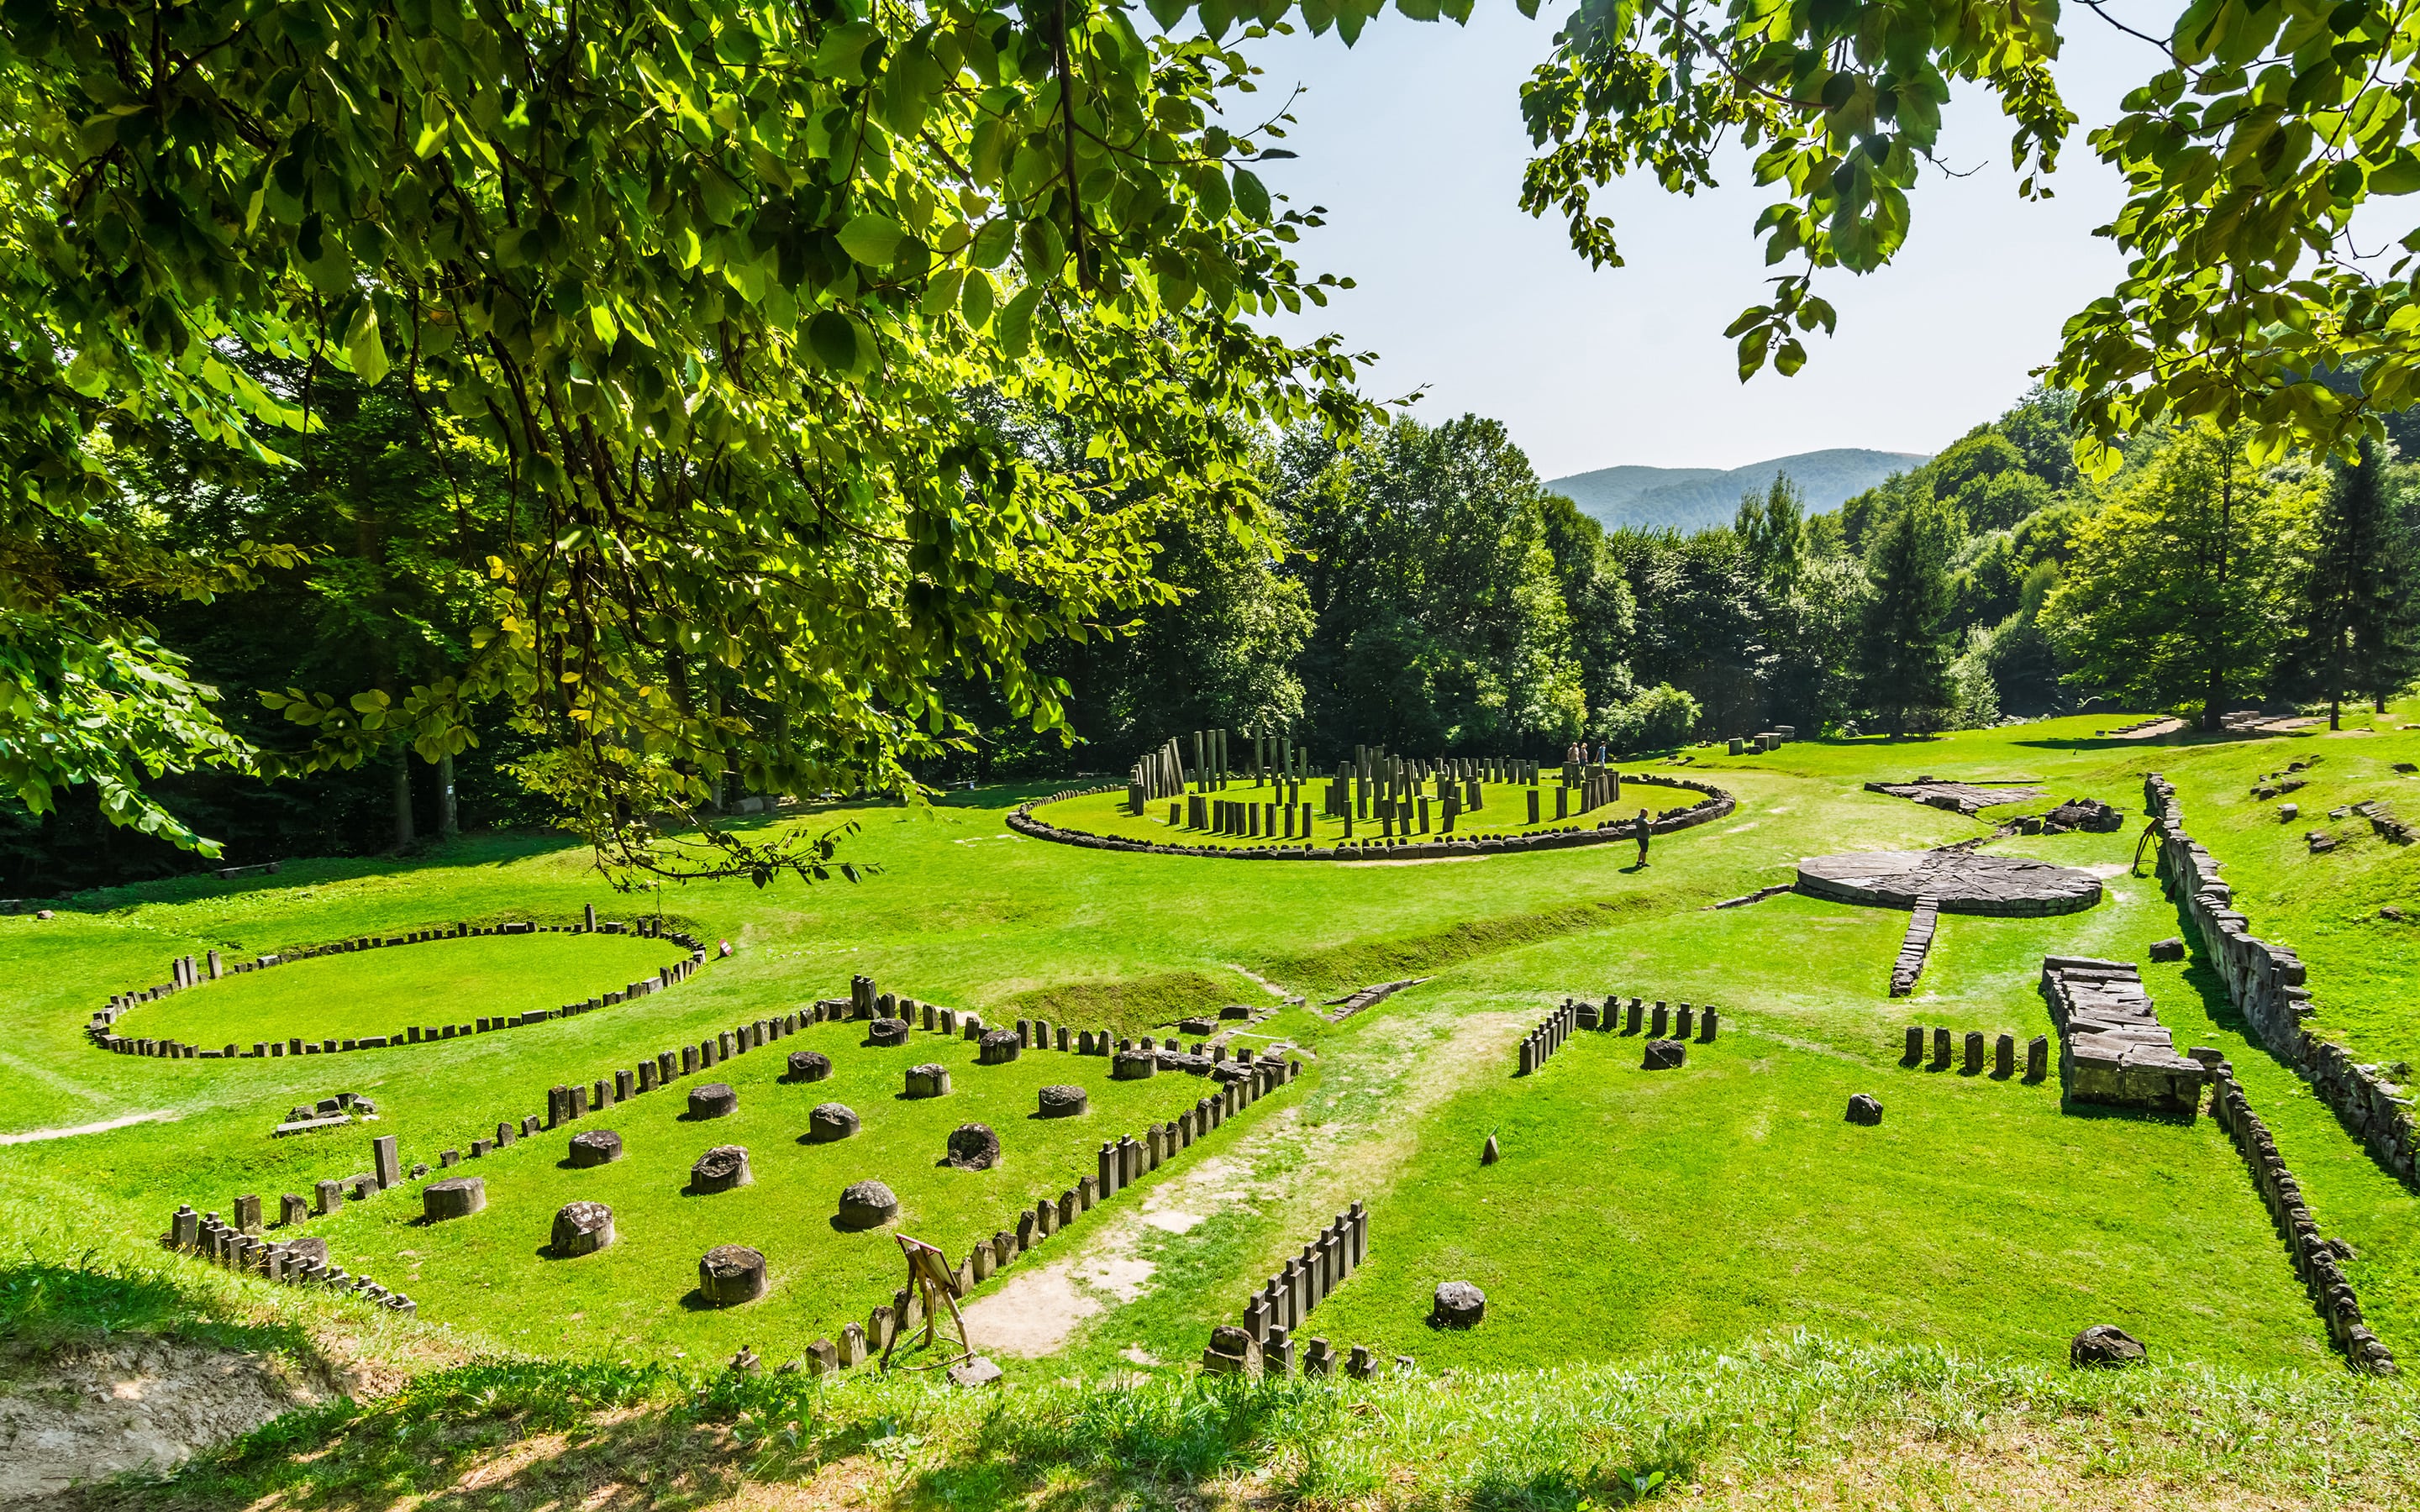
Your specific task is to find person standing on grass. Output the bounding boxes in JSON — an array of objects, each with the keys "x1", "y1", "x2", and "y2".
[{"x1": 1633, "y1": 808, "x2": 1651, "y2": 867}]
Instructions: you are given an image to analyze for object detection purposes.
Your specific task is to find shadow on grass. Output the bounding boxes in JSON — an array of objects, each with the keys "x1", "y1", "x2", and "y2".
[
  {"x1": 2161, "y1": 895, "x2": 2419, "y2": 1190},
  {"x1": 0, "y1": 1254, "x2": 323, "y2": 1371}
]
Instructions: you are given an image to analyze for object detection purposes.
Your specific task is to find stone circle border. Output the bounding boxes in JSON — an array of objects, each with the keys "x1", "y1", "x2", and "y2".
[
  {"x1": 1007, "y1": 773, "x2": 1736, "y2": 859},
  {"x1": 90, "y1": 916, "x2": 709, "y2": 1063}
]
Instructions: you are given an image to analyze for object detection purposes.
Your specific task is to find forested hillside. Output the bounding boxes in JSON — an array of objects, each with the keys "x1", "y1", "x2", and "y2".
[
  {"x1": 1549, "y1": 447, "x2": 1928, "y2": 531},
  {"x1": 16, "y1": 381, "x2": 2418, "y2": 896}
]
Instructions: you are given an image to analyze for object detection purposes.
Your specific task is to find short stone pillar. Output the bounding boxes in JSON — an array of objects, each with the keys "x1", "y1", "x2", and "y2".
[
  {"x1": 947, "y1": 1122, "x2": 1001, "y2": 1170},
  {"x1": 837, "y1": 1179, "x2": 899, "y2": 1231},
  {"x1": 1201, "y1": 1324, "x2": 1261, "y2": 1376},
  {"x1": 2026, "y1": 1034, "x2": 2049, "y2": 1083},
  {"x1": 1994, "y1": 1033, "x2": 2016, "y2": 1078},
  {"x1": 979, "y1": 1029, "x2": 1021, "y2": 1065},
  {"x1": 1649, "y1": 1003, "x2": 1669, "y2": 1038},
  {"x1": 568, "y1": 1130, "x2": 623, "y2": 1168},
  {"x1": 869, "y1": 1017, "x2": 909, "y2": 1047},
  {"x1": 697, "y1": 1244, "x2": 767, "y2": 1305},
  {"x1": 552, "y1": 1200, "x2": 615, "y2": 1256},
  {"x1": 690, "y1": 1145, "x2": 753, "y2": 1193},
  {"x1": 371, "y1": 1134, "x2": 401, "y2": 1189},
  {"x1": 808, "y1": 1103, "x2": 860, "y2": 1143},
  {"x1": 1962, "y1": 1031, "x2": 1985, "y2": 1074},
  {"x1": 786, "y1": 1050, "x2": 833, "y2": 1083},
  {"x1": 1932, "y1": 1026, "x2": 1953, "y2": 1068},
  {"x1": 1038, "y1": 1084, "x2": 1087, "y2": 1118},
  {"x1": 423, "y1": 1177, "x2": 486, "y2": 1221},
  {"x1": 688, "y1": 1083, "x2": 739, "y2": 1119},
  {"x1": 905, "y1": 1063, "x2": 951, "y2": 1098},
  {"x1": 313, "y1": 1179, "x2": 342, "y2": 1216}
]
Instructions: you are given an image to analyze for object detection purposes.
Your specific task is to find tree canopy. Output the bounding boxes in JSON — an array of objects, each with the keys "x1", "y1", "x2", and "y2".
[
  {"x1": 1508, "y1": 0, "x2": 2420, "y2": 464},
  {"x1": 0, "y1": 0, "x2": 1367, "y2": 873}
]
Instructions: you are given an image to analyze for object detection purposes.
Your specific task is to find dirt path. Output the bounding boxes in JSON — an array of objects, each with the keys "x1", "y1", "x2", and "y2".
[
  {"x1": 960, "y1": 995, "x2": 1520, "y2": 1358},
  {"x1": 0, "y1": 1111, "x2": 177, "y2": 1147}
]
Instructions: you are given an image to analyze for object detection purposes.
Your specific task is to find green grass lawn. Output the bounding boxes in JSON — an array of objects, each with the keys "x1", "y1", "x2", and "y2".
[
  {"x1": 1033, "y1": 775, "x2": 1644, "y2": 850},
  {"x1": 6, "y1": 710, "x2": 2417, "y2": 1389},
  {"x1": 112, "y1": 932, "x2": 691, "y2": 1046},
  {"x1": 1300, "y1": 1020, "x2": 2328, "y2": 1373},
  {"x1": 300, "y1": 1014, "x2": 1266, "y2": 1362}
]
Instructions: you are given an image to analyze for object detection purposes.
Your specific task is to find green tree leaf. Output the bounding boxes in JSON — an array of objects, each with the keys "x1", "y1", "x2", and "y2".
[{"x1": 839, "y1": 213, "x2": 908, "y2": 267}]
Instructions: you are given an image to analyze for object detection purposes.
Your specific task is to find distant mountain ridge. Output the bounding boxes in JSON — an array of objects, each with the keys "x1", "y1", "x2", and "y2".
[{"x1": 1547, "y1": 448, "x2": 1931, "y2": 533}]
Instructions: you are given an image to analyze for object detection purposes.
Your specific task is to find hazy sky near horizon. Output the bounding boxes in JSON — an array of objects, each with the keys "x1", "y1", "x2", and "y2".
[{"x1": 1230, "y1": 3, "x2": 2181, "y2": 477}]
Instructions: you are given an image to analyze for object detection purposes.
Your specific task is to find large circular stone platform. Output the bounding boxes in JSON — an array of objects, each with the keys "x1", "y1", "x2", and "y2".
[{"x1": 1796, "y1": 850, "x2": 2101, "y2": 916}]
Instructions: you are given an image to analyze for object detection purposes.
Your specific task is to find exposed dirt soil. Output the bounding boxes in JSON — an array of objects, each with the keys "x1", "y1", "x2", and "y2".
[{"x1": 0, "y1": 1339, "x2": 329, "y2": 1505}]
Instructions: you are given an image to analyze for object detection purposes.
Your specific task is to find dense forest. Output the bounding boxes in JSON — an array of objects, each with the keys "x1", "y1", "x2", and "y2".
[{"x1": 11, "y1": 381, "x2": 2420, "y2": 894}]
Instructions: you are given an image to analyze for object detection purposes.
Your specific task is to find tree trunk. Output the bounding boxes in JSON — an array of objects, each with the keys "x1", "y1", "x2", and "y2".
[
  {"x1": 438, "y1": 752, "x2": 460, "y2": 839},
  {"x1": 392, "y1": 755, "x2": 415, "y2": 852}
]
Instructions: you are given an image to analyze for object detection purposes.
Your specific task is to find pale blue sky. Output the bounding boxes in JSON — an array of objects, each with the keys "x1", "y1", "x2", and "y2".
[{"x1": 1231, "y1": 3, "x2": 2181, "y2": 475}]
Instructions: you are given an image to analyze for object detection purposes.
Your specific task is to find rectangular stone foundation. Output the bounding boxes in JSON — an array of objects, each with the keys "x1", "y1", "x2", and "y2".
[{"x1": 2039, "y1": 956, "x2": 2206, "y2": 1119}]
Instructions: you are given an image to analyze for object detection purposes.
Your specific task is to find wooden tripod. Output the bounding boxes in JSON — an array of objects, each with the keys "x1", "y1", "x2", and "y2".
[{"x1": 881, "y1": 1234, "x2": 974, "y2": 1372}]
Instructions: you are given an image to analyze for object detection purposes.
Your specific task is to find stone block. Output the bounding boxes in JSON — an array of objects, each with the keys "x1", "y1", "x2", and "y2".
[
  {"x1": 947, "y1": 1122, "x2": 1001, "y2": 1170},
  {"x1": 786, "y1": 1049, "x2": 833, "y2": 1083},
  {"x1": 1846, "y1": 1093, "x2": 1884, "y2": 1126},
  {"x1": 802, "y1": 1102, "x2": 859, "y2": 1143},
  {"x1": 838, "y1": 1179, "x2": 899, "y2": 1231},
  {"x1": 906, "y1": 1063, "x2": 951, "y2": 1098},
  {"x1": 688, "y1": 1082, "x2": 739, "y2": 1119},
  {"x1": 1038, "y1": 1084, "x2": 1087, "y2": 1117},
  {"x1": 423, "y1": 1177, "x2": 486, "y2": 1221},
  {"x1": 569, "y1": 1130, "x2": 623, "y2": 1168},
  {"x1": 690, "y1": 1145, "x2": 753, "y2": 1194},
  {"x1": 552, "y1": 1200, "x2": 615, "y2": 1256},
  {"x1": 1430, "y1": 1280, "x2": 1485, "y2": 1328},
  {"x1": 1641, "y1": 1038, "x2": 1686, "y2": 1070},
  {"x1": 698, "y1": 1244, "x2": 767, "y2": 1305}
]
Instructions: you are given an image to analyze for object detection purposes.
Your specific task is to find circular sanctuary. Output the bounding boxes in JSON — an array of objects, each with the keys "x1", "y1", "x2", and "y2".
[
  {"x1": 1010, "y1": 724, "x2": 1734, "y2": 860},
  {"x1": 92, "y1": 913, "x2": 708, "y2": 1063},
  {"x1": 1794, "y1": 850, "x2": 2103, "y2": 916}
]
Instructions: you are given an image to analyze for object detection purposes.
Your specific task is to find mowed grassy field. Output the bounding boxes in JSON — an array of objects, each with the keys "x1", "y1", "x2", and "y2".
[
  {"x1": 113, "y1": 932, "x2": 690, "y2": 1046},
  {"x1": 306, "y1": 1013, "x2": 1254, "y2": 1362},
  {"x1": 4, "y1": 711, "x2": 2418, "y2": 1383}
]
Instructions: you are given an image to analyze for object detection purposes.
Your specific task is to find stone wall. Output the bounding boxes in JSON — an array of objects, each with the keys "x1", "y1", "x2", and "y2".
[
  {"x1": 2144, "y1": 774, "x2": 2417, "y2": 1184},
  {"x1": 89, "y1": 916, "x2": 709, "y2": 1063},
  {"x1": 2207, "y1": 1066, "x2": 2396, "y2": 1374},
  {"x1": 1009, "y1": 773, "x2": 1735, "y2": 861}
]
